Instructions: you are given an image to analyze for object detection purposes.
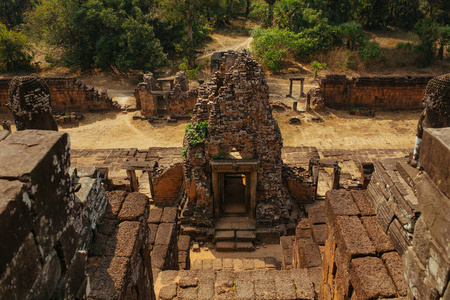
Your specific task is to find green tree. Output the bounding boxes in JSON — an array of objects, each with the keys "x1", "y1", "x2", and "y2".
[
  {"x1": 273, "y1": 0, "x2": 325, "y2": 33},
  {"x1": 437, "y1": 25, "x2": 450, "y2": 60},
  {"x1": 0, "y1": 22, "x2": 33, "y2": 72},
  {"x1": 414, "y1": 17, "x2": 440, "y2": 66},
  {"x1": 338, "y1": 21, "x2": 365, "y2": 50},
  {"x1": 28, "y1": 0, "x2": 167, "y2": 71},
  {"x1": 387, "y1": 0, "x2": 422, "y2": 29},
  {"x1": 248, "y1": 0, "x2": 273, "y2": 27},
  {"x1": 355, "y1": 0, "x2": 389, "y2": 28},
  {"x1": 0, "y1": 0, "x2": 35, "y2": 28}
]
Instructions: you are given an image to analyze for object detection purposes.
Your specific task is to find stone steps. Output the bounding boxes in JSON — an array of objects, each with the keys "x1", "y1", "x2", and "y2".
[
  {"x1": 214, "y1": 217, "x2": 257, "y2": 252},
  {"x1": 155, "y1": 268, "x2": 316, "y2": 300},
  {"x1": 191, "y1": 257, "x2": 279, "y2": 271}
]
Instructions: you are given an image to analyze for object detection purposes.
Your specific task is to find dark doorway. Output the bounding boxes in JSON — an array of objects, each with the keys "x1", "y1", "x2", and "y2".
[{"x1": 222, "y1": 173, "x2": 247, "y2": 215}]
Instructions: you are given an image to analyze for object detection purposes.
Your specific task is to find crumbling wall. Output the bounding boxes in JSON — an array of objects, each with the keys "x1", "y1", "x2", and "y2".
[
  {"x1": 367, "y1": 127, "x2": 450, "y2": 299},
  {"x1": 0, "y1": 77, "x2": 119, "y2": 113},
  {"x1": 0, "y1": 130, "x2": 108, "y2": 299},
  {"x1": 182, "y1": 50, "x2": 291, "y2": 227},
  {"x1": 322, "y1": 189, "x2": 410, "y2": 299},
  {"x1": 87, "y1": 191, "x2": 155, "y2": 299},
  {"x1": 152, "y1": 163, "x2": 184, "y2": 206},
  {"x1": 134, "y1": 71, "x2": 198, "y2": 116},
  {"x1": 282, "y1": 165, "x2": 316, "y2": 204},
  {"x1": 320, "y1": 75, "x2": 433, "y2": 110}
]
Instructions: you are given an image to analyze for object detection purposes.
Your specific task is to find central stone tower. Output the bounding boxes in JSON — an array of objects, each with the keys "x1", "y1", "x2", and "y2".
[{"x1": 181, "y1": 50, "x2": 291, "y2": 228}]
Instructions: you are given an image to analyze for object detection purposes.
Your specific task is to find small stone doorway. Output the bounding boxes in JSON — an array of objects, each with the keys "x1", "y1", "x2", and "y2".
[
  {"x1": 211, "y1": 160, "x2": 258, "y2": 219},
  {"x1": 222, "y1": 173, "x2": 248, "y2": 215}
]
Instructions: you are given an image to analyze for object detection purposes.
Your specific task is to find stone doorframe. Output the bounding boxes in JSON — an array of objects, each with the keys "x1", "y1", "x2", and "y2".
[{"x1": 211, "y1": 160, "x2": 259, "y2": 219}]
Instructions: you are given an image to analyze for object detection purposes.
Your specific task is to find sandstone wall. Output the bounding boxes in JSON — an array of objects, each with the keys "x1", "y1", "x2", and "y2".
[
  {"x1": 0, "y1": 131, "x2": 108, "y2": 299},
  {"x1": 366, "y1": 128, "x2": 450, "y2": 299},
  {"x1": 322, "y1": 189, "x2": 410, "y2": 299},
  {"x1": 319, "y1": 75, "x2": 433, "y2": 110},
  {"x1": 152, "y1": 163, "x2": 184, "y2": 206},
  {"x1": 87, "y1": 191, "x2": 155, "y2": 300},
  {"x1": 134, "y1": 72, "x2": 198, "y2": 116},
  {"x1": 0, "y1": 77, "x2": 119, "y2": 113}
]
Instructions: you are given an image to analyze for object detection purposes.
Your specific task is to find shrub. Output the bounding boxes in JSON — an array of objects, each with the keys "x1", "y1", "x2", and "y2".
[
  {"x1": 179, "y1": 57, "x2": 201, "y2": 80},
  {"x1": 311, "y1": 61, "x2": 328, "y2": 78},
  {"x1": 185, "y1": 120, "x2": 208, "y2": 147},
  {"x1": 248, "y1": 0, "x2": 272, "y2": 27},
  {"x1": 0, "y1": 23, "x2": 33, "y2": 72},
  {"x1": 359, "y1": 40, "x2": 385, "y2": 63}
]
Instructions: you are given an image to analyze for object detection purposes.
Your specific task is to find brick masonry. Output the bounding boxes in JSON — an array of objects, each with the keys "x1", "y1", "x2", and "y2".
[
  {"x1": 320, "y1": 74, "x2": 433, "y2": 110},
  {"x1": 0, "y1": 77, "x2": 119, "y2": 113}
]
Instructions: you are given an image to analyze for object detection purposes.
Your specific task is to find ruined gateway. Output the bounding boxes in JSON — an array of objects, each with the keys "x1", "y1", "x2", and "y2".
[{"x1": 0, "y1": 51, "x2": 449, "y2": 300}]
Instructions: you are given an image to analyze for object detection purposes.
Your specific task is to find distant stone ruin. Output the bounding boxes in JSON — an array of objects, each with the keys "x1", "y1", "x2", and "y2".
[
  {"x1": 0, "y1": 77, "x2": 119, "y2": 113},
  {"x1": 7, "y1": 74, "x2": 58, "y2": 131},
  {"x1": 320, "y1": 74, "x2": 434, "y2": 110},
  {"x1": 134, "y1": 71, "x2": 198, "y2": 117},
  {"x1": 181, "y1": 50, "x2": 292, "y2": 229}
]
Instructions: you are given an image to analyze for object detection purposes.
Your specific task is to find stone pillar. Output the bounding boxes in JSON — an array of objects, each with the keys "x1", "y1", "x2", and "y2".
[
  {"x1": 293, "y1": 101, "x2": 298, "y2": 111},
  {"x1": 250, "y1": 171, "x2": 257, "y2": 219},
  {"x1": 288, "y1": 79, "x2": 293, "y2": 97},
  {"x1": 306, "y1": 94, "x2": 311, "y2": 111},
  {"x1": 212, "y1": 171, "x2": 220, "y2": 218},
  {"x1": 126, "y1": 169, "x2": 139, "y2": 191},
  {"x1": 300, "y1": 79, "x2": 305, "y2": 97}
]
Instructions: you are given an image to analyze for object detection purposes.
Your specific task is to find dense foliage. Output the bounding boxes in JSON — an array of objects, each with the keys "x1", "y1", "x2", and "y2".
[
  {"x1": 0, "y1": 23, "x2": 33, "y2": 72},
  {"x1": 0, "y1": 0, "x2": 448, "y2": 73},
  {"x1": 250, "y1": 0, "x2": 449, "y2": 70}
]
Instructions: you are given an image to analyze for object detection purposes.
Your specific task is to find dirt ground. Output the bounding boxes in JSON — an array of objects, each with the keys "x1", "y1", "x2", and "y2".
[
  {"x1": 0, "y1": 24, "x2": 423, "y2": 151},
  {"x1": 0, "y1": 101, "x2": 420, "y2": 151}
]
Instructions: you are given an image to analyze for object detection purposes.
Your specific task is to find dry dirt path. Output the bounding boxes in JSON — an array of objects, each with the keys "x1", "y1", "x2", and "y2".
[{"x1": 198, "y1": 33, "x2": 253, "y2": 61}]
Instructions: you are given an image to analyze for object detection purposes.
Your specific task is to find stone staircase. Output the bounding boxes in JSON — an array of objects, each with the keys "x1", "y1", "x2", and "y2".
[{"x1": 213, "y1": 216, "x2": 256, "y2": 252}]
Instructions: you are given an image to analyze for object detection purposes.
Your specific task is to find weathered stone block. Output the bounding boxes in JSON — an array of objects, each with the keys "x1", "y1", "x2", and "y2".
[
  {"x1": 381, "y1": 251, "x2": 409, "y2": 297},
  {"x1": 311, "y1": 224, "x2": 327, "y2": 245},
  {"x1": 387, "y1": 218, "x2": 412, "y2": 255},
  {"x1": 336, "y1": 216, "x2": 376, "y2": 258},
  {"x1": 308, "y1": 204, "x2": 327, "y2": 224},
  {"x1": 415, "y1": 172, "x2": 450, "y2": 255},
  {"x1": 361, "y1": 216, "x2": 395, "y2": 254},
  {"x1": 105, "y1": 221, "x2": 141, "y2": 258},
  {"x1": 419, "y1": 128, "x2": 450, "y2": 198},
  {"x1": 0, "y1": 233, "x2": 42, "y2": 300},
  {"x1": 161, "y1": 206, "x2": 178, "y2": 223},
  {"x1": 325, "y1": 190, "x2": 360, "y2": 229},
  {"x1": 351, "y1": 190, "x2": 375, "y2": 216},
  {"x1": 148, "y1": 223, "x2": 158, "y2": 245},
  {"x1": 428, "y1": 240, "x2": 450, "y2": 294},
  {"x1": 179, "y1": 270, "x2": 198, "y2": 288},
  {"x1": 350, "y1": 257, "x2": 397, "y2": 299},
  {"x1": 105, "y1": 190, "x2": 127, "y2": 219},
  {"x1": 117, "y1": 192, "x2": 149, "y2": 222},
  {"x1": 0, "y1": 179, "x2": 31, "y2": 275},
  {"x1": 291, "y1": 268, "x2": 315, "y2": 299},
  {"x1": 89, "y1": 256, "x2": 131, "y2": 300},
  {"x1": 155, "y1": 223, "x2": 175, "y2": 246},
  {"x1": 403, "y1": 247, "x2": 440, "y2": 300},
  {"x1": 177, "y1": 235, "x2": 191, "y2": 252}
]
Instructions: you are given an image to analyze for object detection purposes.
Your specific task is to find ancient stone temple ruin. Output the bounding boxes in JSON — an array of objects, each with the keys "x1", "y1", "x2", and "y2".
[
  {"x1": 1, "y1": 56, "x2": 450, "y2": 298},
  {"x1": 181, "y1": 50, "x2": 292, "y2": 229},
  {"x1": 7, "y1": 74, "x2": 58, "y2": 131}
]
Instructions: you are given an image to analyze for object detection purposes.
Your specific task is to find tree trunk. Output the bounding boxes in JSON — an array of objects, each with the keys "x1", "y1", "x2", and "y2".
[
  {"x1": 246, "y1": 0, "x2": 250, "y2": 16},
  {"x1": 187, "y1": 8, "x2": 193, "y2": 43},
  {"x1": 438, "y1": 43, "x2": 444, "y2": 60}
]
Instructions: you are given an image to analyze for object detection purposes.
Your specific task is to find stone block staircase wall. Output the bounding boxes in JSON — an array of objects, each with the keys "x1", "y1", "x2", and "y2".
[{"x1": 213, "y1": 217, "x2": 256, "y2": 252}]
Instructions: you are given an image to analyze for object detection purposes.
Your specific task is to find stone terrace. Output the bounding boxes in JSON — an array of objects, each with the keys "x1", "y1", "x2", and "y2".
[
  {"x1": 71, "y1": 147, "x2": 409, "y2": 181},
  {"x1": 153, "y1": 269, "x2": 316, "y2": 300}
]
